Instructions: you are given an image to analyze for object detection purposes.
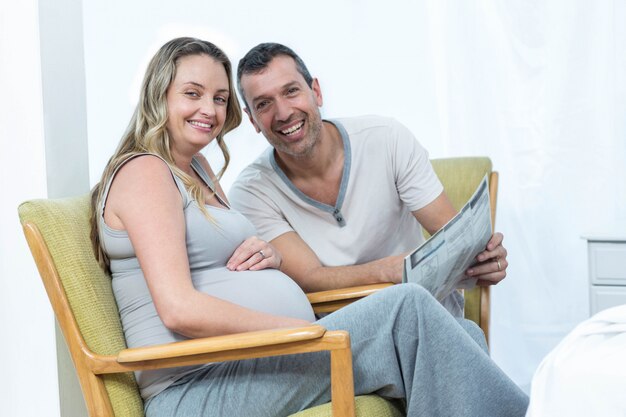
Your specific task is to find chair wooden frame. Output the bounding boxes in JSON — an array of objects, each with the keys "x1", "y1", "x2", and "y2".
[
  {"x1": 307, "y1": 170, "x2": 499, "y2": 344},
  {"x1": 22, "y1": 221, "x2": 357, "y2": 417}
]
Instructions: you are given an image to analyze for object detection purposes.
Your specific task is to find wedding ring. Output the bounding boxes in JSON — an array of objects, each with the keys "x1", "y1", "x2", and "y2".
[
  {"x1": 258, "y1": 250, "x2": 265, "y2": 259},
  {"x1": 496, "y1": 258, "x2": 502, "y2": 271}
]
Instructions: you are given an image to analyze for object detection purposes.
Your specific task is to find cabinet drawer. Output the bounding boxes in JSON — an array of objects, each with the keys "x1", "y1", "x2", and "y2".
[
  {"x1": 590, "y1": 286, "x2": 626, "y2": 315},
  {"x1": 589, "y1": 242, "x2": 626, "y2": 285}
]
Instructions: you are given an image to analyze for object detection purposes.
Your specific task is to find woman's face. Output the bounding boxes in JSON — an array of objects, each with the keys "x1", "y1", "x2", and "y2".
[{"x1": 165, "y1": 54, "x2": 230, "y2": 156}]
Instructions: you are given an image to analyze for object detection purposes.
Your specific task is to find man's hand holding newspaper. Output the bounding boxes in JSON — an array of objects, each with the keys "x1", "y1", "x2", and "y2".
[{"x1": 403, "y1": 175, "x2": 493, "y2": 301}]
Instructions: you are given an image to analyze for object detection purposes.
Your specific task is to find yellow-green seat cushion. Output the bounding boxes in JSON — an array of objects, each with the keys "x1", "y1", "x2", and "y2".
[{"x1": 290, "y1": 395, "x2": 404, "y2": 417}]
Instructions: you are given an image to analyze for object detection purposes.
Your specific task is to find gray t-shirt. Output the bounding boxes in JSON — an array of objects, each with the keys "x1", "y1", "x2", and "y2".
[{"x1": 99, "y1": 154, "x2": 315, "y2": 400}]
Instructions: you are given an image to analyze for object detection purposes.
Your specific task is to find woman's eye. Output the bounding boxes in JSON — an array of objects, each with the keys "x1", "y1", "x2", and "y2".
[
  {"x1": 215, "y1": 96, "x2": 227, "y2": 104},
  {"x1": 185, "y1": 91, "x2": 200, "y2": 98}
]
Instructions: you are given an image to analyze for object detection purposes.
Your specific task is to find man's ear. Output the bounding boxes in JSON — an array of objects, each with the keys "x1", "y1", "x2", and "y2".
[
  {"x1": 244, "y1": 107, "x2": 261, "y2": 133},
  {"x1": 311, "y1": 78, "x2": 323, "y2": 107}
]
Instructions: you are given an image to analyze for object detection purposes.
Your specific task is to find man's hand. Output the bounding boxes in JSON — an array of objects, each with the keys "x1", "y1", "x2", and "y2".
[
  {"x1": 370, "y1": 254, "x2": 406, "y2": 284},
  {"x1": 465, "y1": 232, "x2": 508, "y2": 286}
]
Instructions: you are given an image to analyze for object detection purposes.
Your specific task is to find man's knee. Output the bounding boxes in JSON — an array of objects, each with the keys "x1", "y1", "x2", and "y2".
[
  {"x1": 455, "y1": 318, "x2": 488, "y2": 353},
  {"x1": 388, "y1": 282, "x2": 432, "y2": 299}
]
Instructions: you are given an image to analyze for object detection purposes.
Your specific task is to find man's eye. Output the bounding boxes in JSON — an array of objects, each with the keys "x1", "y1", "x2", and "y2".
[
  {"x1": 287, "y1": 87, "x2": 299, "y2": 95},
  {"x1": 256, "y1": 101, "x2": 268, "y2": 111}
]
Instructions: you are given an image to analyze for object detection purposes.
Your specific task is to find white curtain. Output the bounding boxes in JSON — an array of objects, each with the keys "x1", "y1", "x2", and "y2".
[{"x1": 422, "y1": 0, "x2": 626, "y2": 390}]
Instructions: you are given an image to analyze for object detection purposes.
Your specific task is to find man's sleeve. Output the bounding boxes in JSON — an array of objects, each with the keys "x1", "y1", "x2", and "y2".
[
  {"x1": 389, "y1": 119, "x2": 443, "y2": 211},
  {"x1": 229, "y1": 180, "x2": 295, "y2": 243}
]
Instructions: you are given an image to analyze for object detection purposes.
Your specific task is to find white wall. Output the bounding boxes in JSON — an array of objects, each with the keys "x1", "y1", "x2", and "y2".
[
  {"x1": 82, "y1": 1, "x2": 445, "y2": 190},
  {"x1": 0, "y1": 1, "x2": 59, "y2": 416}
]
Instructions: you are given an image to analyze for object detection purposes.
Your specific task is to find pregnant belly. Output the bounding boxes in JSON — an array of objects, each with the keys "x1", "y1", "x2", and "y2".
[{"x1": 192, "y1": 266, "x2": 315, "y2": 322}]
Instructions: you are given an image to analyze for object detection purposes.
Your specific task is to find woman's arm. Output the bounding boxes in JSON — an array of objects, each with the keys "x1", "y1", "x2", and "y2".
[{"x1": 105, "y1": 155, "x2": 310, "y2": 339}]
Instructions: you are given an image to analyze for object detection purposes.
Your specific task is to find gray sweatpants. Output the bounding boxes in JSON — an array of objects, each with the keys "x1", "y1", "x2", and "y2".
[{"x1": 145, "y1": 284, "x2": 529, "y2": 416}]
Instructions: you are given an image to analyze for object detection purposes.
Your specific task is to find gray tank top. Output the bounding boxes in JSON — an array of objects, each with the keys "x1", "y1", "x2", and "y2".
[{"x1": 99, "y1": 154, "x2": 315, "y2": 400}]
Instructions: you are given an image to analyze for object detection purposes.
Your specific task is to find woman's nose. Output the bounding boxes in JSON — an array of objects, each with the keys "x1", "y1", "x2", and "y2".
[{"x1": 200, "y1": 98, "x2": 216, "y2": 117}]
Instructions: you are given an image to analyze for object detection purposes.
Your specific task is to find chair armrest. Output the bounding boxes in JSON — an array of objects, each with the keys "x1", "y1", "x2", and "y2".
[
  {"x1": 86, "y1": 325, "x2": 356, "y2": 417},
  {"x1": 85, "y1": 324, "x2": 331, "y2": 374},
  {"x1": 307, "y1": 283, "x2": 394, "y2": 314},
  {"x1": 117, "y1": 325, "x2": 326, "y2": 363}
]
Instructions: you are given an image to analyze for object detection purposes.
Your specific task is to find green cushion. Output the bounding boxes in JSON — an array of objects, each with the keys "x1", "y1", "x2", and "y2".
[
  {"x1": 430, "y1": 157, "x2": 492, "y2": 212},
  {"x1": 290, "y1": 395, "x2": 404, "y2": 417},
  {"x1": 18, "y1": 194, "x2": 144, "y2": 417},
  {"x1": 429, "y1": 157, "x2": 493, "y2": 326}
]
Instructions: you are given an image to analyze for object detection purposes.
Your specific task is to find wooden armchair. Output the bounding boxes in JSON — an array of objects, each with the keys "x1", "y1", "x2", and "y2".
[
  {"x1": 307, "y1": 157, "x2": 498, "y2": 343},
  {"x1": 18, "y1": 195, "x2": 402, "y2": 417}
]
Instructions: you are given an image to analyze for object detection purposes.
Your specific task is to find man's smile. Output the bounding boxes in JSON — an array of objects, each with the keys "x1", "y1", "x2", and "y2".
[{"x1": 280, "y1": 121, "x2": 304, "y2": 136}]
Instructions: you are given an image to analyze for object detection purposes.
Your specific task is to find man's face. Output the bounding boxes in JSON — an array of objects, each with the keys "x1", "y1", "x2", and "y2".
[{"x1": 240, "y1": 55, "x2": 324, "y2": 158}]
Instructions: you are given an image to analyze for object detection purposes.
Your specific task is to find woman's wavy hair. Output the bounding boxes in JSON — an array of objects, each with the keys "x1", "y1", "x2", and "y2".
[{"x1": 90, "y1": 37, "x2": 242, "y2": 270}]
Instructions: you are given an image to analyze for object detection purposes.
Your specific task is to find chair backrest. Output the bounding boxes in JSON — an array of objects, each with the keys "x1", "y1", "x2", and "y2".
[
  {"x1": 429, "y1": 157, "x2": 499, "y2": 343},
  {"x1": 18, "y1": 194, "x2": 144, "y2": 417}
]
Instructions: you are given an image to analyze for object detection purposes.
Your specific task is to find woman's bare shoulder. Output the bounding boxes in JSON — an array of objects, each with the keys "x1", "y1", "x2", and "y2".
[{"x1": 108, "y1": 154, "x2": 178, "y2": 203}]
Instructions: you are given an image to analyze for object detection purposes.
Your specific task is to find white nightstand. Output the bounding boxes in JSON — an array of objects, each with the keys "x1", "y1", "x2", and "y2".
[{"x1": 585, "y1": 236, "x2": 626, "y2": 315}]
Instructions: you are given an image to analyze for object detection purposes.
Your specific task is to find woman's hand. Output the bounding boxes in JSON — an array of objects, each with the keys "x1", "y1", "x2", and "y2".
[{"x1": 226, "y1": 236, "x2": 282, "y2": 271}]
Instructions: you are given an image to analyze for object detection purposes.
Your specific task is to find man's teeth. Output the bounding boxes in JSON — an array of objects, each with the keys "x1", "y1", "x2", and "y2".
[
  {"x1": 189, "y1": 121, "x2": 212, "y2": 128},
  {"x1": 282, "y1": 122, "x2": 304, "y2": 136}
]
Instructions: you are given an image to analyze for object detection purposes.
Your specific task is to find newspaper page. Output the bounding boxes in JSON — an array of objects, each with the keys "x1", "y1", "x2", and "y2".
[{"x1": 402, "y1": 174, "x2": 492, "y2": 301}]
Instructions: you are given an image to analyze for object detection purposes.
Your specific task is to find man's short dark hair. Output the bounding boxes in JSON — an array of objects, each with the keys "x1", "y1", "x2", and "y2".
[{"x1": 237, "y1": 43, "x2": 313, "y2": 109}]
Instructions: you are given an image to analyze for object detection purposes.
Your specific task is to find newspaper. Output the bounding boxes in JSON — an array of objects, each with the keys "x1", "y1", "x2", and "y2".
[{"x1": 402, "y1": 174, "x2": 492, "y2": 301}]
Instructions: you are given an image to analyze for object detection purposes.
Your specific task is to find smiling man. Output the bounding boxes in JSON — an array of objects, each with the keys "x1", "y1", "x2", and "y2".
[{"x1": 229, "y1": 43, "x2": 508, "y2": 317}]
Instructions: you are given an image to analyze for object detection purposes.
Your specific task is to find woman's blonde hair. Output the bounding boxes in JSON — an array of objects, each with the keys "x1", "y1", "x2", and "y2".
[{"x1": 90, "y1": 37, "x2": 242, "y2": 269}]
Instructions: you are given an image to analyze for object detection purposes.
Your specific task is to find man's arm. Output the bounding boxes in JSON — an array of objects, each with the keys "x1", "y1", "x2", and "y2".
[
  {"x1": 411, "y1": 192, "x2": 458, "y2": 235},
  {"x1": 272, "y1": 231, "x2": 405, "y2": 292},
  {"x1": 276, "y1": 191, "x2": 507, "y2": 292}
]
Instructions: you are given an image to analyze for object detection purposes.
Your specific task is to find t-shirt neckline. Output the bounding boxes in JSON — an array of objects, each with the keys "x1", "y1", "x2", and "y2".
[{"x1": 269, "y1": 119, "x2": 351, "y2": 226}]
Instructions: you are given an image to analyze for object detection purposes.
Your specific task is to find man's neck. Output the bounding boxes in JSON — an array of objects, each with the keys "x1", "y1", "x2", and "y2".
[{"x1": 273, "y1": 121, "x2": 345, "y2": 206}]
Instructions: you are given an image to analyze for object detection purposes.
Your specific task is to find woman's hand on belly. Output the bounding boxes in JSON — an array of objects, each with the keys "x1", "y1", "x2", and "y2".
[{"x1": 226, "y1": 236, "x2": 282, "y2": 272}]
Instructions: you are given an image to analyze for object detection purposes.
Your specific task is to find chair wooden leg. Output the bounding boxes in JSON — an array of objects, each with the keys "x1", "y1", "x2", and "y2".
[
  {"x1": 330, "y1": 332, "x2": 356, "y2": 417},
  {"x1": 480, "y1": 286, "x2": 491, "y2": 347}
]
